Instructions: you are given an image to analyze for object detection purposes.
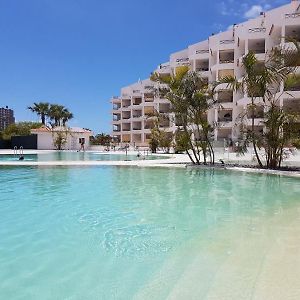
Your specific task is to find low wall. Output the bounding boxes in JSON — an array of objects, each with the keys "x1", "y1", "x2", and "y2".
[{"x1": 11, "y1": 135, "x2": 37, "y2": 149}]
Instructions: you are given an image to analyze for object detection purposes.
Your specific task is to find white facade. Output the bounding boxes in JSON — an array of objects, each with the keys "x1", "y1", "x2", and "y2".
[
  {"x1": 31, "y1": 127, "x2": 93, "y2": 150},
  {"x1": 111, "y1": 1, "x2": 300, "y2": 146}
]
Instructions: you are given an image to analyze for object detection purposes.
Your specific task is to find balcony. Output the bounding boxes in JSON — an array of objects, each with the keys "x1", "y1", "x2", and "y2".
[
  {"x1": 218, "y1": 91, "x2": 233, "y2": 103},
  {"x1": 144, "y1": 93, "x2": 154, "y2": 102},
  {"x1": 219, "y1": 50, "x2": 234, "y2": 64},
  {"x1": 248, "y1": 39, "x2": 265, "y2": 54},
  {"x1": 218, "y1": 69, "x2": 234, "y2": 81},
  {"x1": 133, "y1": 98, "x2": 142, "y2": 106},
  {"x1": 132, "y1": 122, "x2": 142, "y2": 130},
  {"x1": 144, "y1": 107, "x2": 155, "y2": 116},
  {"x1": 122, "y1": 100, "x2": 131, "y2": 108},
  {"x1": 218, "y1": 110, "x2": 233, "y2": 123}
]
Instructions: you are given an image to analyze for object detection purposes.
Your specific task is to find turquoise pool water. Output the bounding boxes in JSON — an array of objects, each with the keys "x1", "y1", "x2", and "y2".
[
  {"x1": 0, "y1": 152, "x2": 166, "y2": 162},
  {"x1": 0, "y1": 167, "x2": 300, "y2": 299}
]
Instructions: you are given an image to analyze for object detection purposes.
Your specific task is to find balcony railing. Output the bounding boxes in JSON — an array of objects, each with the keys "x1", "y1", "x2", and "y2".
[
  {"x1": 220, "y1": 39, "x2": 234, "y2": 45},
  {"x1": 195, "y1": 49, "x2": 209, "y2": 54},
  {"x1": 219, "y1": 59, "x2": 234, "y2": 64},
  {"x1": 248, "y1": 27, "x2": 266, "y2": 33},
  {"x1": 196, "y1": 67, "x2": 209, "y2": 71},
  {"x1": 176, "y1": 58, "x2": 189, "y2": 62},
  {"x1": 284, "y1": 85, "x2": 300, "y2": 91},
  {"x1": 133, "y1": 127, "x2": 142, "y2": 130},
  {"x1": 123, "y1": 116, "x2": 131, "y2": 119},
  {"x1": 249, "y1": 49, "x2": 265, "y2": 54},
  {"x1": 133, "y1": 114, "x2": 142, "y2": 118},
  {"x1": 285, "y1": 13, "x2": 300, "y2": 19},
  {"x1": 113, "y1": 129, "x2": 121, "y2": 132},
  {"x1": 218, "y1": 117, "x2": 232, "y2": 122}
]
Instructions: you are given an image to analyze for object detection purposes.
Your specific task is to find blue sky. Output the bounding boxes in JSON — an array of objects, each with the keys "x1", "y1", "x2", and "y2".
[{"x1": 0, "y1": 0, "x2": 288, "y2": 133}]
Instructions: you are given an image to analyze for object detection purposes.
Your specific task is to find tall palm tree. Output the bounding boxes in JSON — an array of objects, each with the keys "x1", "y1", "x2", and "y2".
[
  {"x1": 48, "y1": 104, "x2": 74, "y2": 127},
  {"x1": 151, "y1": 66, "x2": 217, "y2": 164},
  {"x1": 217, "y1": 46, "x2": 299, "y2": 168},
  {"x1": 62, "y1": 110, "x2": 74, "y2": 126},
  {"x1": 27, "y1": 102, "x2": 50, "y2": 125}
]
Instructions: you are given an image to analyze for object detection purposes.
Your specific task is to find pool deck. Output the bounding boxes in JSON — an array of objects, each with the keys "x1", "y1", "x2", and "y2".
[{"x1": 1, "y1": 149, "x2": 300, "y2": 178}]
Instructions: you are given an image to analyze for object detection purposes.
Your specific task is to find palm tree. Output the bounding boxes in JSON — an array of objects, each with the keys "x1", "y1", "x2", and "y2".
[
  {"x1": 151, "y1": 66, "x2": 217, "y2": 164},
  {"x1": 48, "y1": 105, "x2": 74, "y2": 127},
  {"x1": 217, "y1": 46, "x2": 300, "y2": 168},
  {"x1": 27, "y1": 102, "x2": 50, "y2": 125}
]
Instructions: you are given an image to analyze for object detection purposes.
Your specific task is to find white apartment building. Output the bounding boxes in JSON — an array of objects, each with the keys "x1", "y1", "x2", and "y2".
[{"x1": 111, "y1": 1, "x2": 300, "y2": 147}]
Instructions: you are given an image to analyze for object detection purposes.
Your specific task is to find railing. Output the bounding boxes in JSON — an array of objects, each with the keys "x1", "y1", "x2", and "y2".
[
  {"x1": 159, "y1": 64, "x2": 170, "y2": 69},
  {"x1": 219, "y1": 59, "x2": 234, "y2": 64},
  {"x1": 176, "y1": 58, "x2": 189, "y2": 62},
  {"x1": 133, "y1": 102, "x2": 142, "y2": 106},
  {"x1": 133, "y1": 90, "x2": 140, "y2": 93},
  {"x1": 249, "y1": 49, "x2": 265, "y2": 54},
  {"x1": 220, "y1": 39, "x2": 234, "y2": 45},
  {"x1": 113, "y1": 106, "x2": 121, "y2": 110},
  {"x1": 195, "y1": 49, "x2": 209, "y2": 54},
  {"x1": 218, "y1": 98, "x2": 233, "y2": 103},
  {"x1": 285, "y1": 13, "x2": 300, "y2": 19},
  {"x1": 248, "y1": 27, "x2": 266, "y2": 33},
  {"x1": 284, "y1": 86, "x2": 300, "y2": 91},
  {"x1": 133, "y1": 115, "x2": 142, "y2": 118},
  {"x1": 113, "y1": 129, "x2": 121, "y2": 132},
  {"x1": 144, "y1": 85, "x2": 154, "y2": 89},
  {"x1": 122, "y1": 104, "x2": 131, "y2": 108},
  {"x1": 133, "y1": 128, "x2": 142, "y2": 130},
  {"x1": 196, "y1": 67, "x2": 209, "y2": 71},
  {"x1": 123, "y1": 116, "x2": 131, "y2": 119},
  {"x1": 218, "y1": 117, "x2": 232, "y2": 122}
]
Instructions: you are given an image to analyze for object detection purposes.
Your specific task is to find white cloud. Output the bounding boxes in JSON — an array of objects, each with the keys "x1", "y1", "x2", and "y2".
[
  {"x1": 244, "y1": 5, "x2": 264, "y2": 19},
  {"x1": 217, "y1": 1, "x2": 288, "y2": 20}
]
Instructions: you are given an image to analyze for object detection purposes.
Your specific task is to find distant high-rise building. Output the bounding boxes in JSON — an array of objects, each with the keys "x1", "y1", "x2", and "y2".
[{"x1": 0, "y1": 106, "x2": 15, "y2": 131}]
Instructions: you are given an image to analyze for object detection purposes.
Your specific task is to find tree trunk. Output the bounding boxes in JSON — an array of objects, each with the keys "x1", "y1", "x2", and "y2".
[{"x1": 251, "y1": 100, "x2": 263, "y2": 168}]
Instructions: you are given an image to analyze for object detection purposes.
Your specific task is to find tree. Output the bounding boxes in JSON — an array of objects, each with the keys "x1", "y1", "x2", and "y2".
[
  {"x1": 1, "y1": 122, "x2": 42, "y2": 140},
  {"x1": 90, "y1": 133, "x2": 112, "y2": 146},
  {"x1": 217, "y1": 45, "x2": 300, "y2": 169},
  {"x1": 48, "y1": 104, "x2": 73, "y2": 127},
  {"x1": 151, "y1": 67, "x2": 217, "y2": 164},
  {"x1": 52, "y1": 128, "x2": 69, "y2": 150},
  {"x1": 27, "y1": 102, "x2": 50, "y2": 125}
]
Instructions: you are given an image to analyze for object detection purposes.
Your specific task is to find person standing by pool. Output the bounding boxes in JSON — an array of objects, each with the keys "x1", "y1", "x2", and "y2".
[{"x1": 78, "y1": 138, "x2": 85, "y2": 152}]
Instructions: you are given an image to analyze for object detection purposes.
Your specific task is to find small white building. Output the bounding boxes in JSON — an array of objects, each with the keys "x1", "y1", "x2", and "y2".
[{"x1": 31, "y1": 126, "x2": 93, "y2": 150}]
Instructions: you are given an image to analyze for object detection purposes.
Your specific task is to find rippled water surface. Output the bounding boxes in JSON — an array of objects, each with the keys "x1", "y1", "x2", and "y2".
[{"x1": 0, "y1": 166, "x2": 299, "y2": 299}]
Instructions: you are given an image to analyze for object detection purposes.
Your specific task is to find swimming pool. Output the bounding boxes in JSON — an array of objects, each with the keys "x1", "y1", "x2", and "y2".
[
  {"x1": 0, "y1": 152, "x2": 167, "y2": 162},
  {"x1": 0, "y1": 166, "x2": 299, "y2": 299}
]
